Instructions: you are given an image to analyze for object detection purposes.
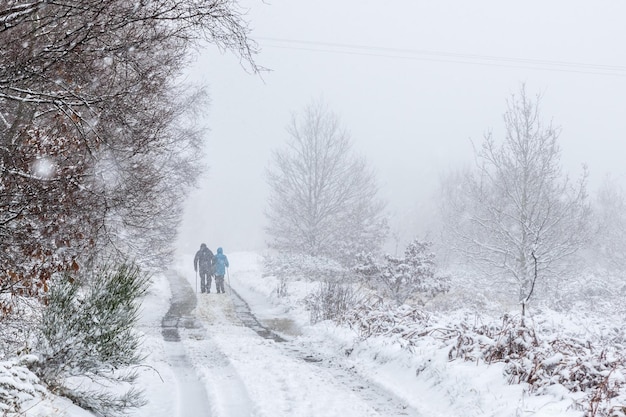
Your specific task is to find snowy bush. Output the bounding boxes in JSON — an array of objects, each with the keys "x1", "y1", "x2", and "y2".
[
  {"x1": 341, "y1": 301, "x2": 431, "y2": 350},
  {"x1": 335, "y1": 299, "x2": 626, "y2": 417},
  {"x1": 448, "y1": 314, "x2": 626, "y2": 417},
  {"x1": 354, "y1": 239, "x2": 450, "y2": 306},
  {"x1": 0, "y1": 355, "x2": 45, "y2": 414},
  {"x1": 304, "y1": 280, "x2": 360, "y2": 324},
  {"x1": 545, "y1": 270, "x2": 626, "y2": 316},
  {"x1": 33, "y1": 263, "x2": 149, "y2": 416}
]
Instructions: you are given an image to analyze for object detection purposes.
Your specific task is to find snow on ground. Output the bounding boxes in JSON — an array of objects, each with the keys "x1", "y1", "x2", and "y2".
[
  {"x1": 215, "y1": 252, "x2": 584, "y2": 417},
  {"x1": 187, "y1": 295, "x2": 386, "y2": 416},
  {"x1": 13, "y1": 250, "x2": 587, "y2": 416},
  {"x1": 157, "y1": 251, "x2": 419, "y2": 416}
]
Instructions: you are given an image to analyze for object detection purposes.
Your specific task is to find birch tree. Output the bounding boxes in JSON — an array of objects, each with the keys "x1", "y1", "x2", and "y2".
[
  {"x1": 441, "y1": 86, "x2": 590, "y2": 306},
  {"x1": 266, "y1": 100, "x2": 388, "y2": 266}
]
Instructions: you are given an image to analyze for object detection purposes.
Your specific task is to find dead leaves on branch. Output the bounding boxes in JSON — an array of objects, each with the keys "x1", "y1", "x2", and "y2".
[{"x1": 0, "y1": 125, "x2": 92, "y2": 304}]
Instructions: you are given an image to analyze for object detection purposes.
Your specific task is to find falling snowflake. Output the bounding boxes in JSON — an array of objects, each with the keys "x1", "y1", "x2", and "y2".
[{"x1": 30, "y1": 157, "x2": 57, "y2": 180}]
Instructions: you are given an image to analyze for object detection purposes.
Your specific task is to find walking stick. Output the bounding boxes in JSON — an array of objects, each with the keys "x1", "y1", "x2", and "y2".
[
  {"x1": 195, "y1": 269, "x2": 198, "y2": 293},
  {"x1": 227, "y1": 267, "x2": 231, "y2": 295}
]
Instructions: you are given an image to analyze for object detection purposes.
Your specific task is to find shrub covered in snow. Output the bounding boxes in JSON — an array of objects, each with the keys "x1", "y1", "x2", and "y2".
[
  {"x1": 303, "y1": 280, "x2": 361, "y2": 324},
  {"x1": 32, "y1": 263, "x2": 149, "y2": 416},
  {"x1": 354, "y1": 239, "x2": 451, "y2": 306},
  {"x1": 449, "y1": 314, "x2": 626, "y2": 416},
  {"x1": 341, "y1": 299, "x2": 431, "y2": 350},
  {"x1": 337, "y1": 300, "x2": 626, "y2": 417},
  {"x1": 0, "y1": 355, "x2": 45, "y2": 414}
]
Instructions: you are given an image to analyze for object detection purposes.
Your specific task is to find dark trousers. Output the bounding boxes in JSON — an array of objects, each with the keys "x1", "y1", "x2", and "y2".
[
  {"x1": 200, "y1": 271, "x2": 212, "y2": 292},
  {"x1": 215, "y1": 275, "x2": 225, "y2": 293}
]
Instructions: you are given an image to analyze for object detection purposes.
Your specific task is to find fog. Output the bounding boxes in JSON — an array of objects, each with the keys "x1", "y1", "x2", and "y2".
[{"x1": 176, "y1": 0, "x2": 626, "y2": 256}]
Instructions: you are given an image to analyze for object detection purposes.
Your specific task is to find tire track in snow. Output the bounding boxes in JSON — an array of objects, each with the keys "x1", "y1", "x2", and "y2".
[
  {"x1": 183, "y1": 292, "x2": 257, "y2": 417},
  {"x1": 197, "y1": 286, "x2": 422, "y2": 417},
  {"x1": 194, "y1": 295, "x2": 371, "y2": 417},
  {"x1": 160, "y1": 270, "x2": 213, "y2": 417},
  {"x1": 280, "y1": 340, "x2": 420, "y2": 417}
]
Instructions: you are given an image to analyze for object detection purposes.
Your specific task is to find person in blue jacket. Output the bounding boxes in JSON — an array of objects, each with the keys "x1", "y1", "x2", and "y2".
[{"x1": 213, "y1": 247, "x2": 229, "y2": 294}]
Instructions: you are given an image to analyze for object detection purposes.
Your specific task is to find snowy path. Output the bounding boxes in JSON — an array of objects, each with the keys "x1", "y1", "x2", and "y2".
[
  {"x1": 134, "y1": 261, "x2": 421, "y2": 417},
  {"x1": 159, "y1": 271, "x2": 213, "y2": 417},
  {"x1": 229, "y1": 287, "x2": 420, "y2": 417},
  {"x1": 177, "y1": 280, "x2": 421, "y2": 416}
]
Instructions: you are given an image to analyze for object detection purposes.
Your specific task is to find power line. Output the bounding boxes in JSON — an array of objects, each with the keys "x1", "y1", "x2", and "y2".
[{"x1": 257, "y1": 37, "x2": 626, "y2": 77}]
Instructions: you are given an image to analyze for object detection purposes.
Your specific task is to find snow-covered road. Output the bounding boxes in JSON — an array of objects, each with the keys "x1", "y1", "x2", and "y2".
[{"x1": 133, "y1": 255, "x2": 421, "y2": 417}]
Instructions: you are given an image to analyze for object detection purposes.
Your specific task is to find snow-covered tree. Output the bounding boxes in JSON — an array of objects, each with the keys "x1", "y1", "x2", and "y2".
[
  {"x1": 355, "y1": 239, "x2": 450, "y2": 306},
  {"x1": 0, "y1": 127, "x2": 94, "y2": 303},
  {"x1": 440, "y1": 85, "x2": 591, "y2": 305},
  {"x1": 0, "y1": 2, "x2": 259, "y2": 413},
  {"x1": 0, "y1": 0, "x2": 259, "y2": 300},
  {"x1": 265, "y1": 100, "x2": 388, "y2": 266}
]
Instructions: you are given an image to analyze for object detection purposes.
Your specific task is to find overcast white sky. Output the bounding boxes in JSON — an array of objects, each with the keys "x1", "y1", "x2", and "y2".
[{"x1": 176, "y1": 0, "x2": 626, "y2": 256}]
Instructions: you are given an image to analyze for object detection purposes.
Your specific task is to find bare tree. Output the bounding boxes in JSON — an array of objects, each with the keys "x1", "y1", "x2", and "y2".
[
  {"x1": 266, "y1": 100, "x2": 388, "y2": 266},
  {"x1": 440, "y1": 85, "x2": 591, "y2": 306}
]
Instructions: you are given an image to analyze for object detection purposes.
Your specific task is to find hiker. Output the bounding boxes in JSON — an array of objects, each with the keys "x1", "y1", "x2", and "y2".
[
  {"x1": 194, "y1": 243, "x2": 214, "y2": 293},
  {"x1": 213, "y1": 247, "x2": 229, "y2": 294}
]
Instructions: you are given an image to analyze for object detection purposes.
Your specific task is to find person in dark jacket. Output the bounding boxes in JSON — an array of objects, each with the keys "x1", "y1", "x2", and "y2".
[
  {"x1": 194, "y1": 243, "x2": 214, "y2": 293},
  {"x1": 213, "y1": 247, "x2": 229, "y2": 294}
]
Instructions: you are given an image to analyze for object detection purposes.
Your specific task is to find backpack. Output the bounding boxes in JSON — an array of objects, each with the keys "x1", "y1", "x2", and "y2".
[{"x1": 197, "y1": 248, "x2": 213, "y2": 271}]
